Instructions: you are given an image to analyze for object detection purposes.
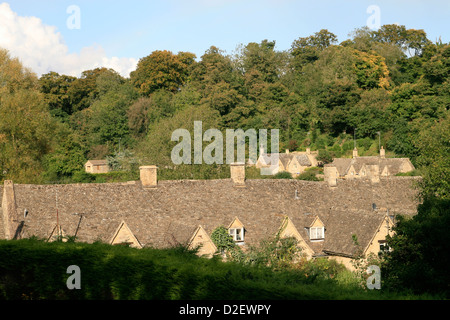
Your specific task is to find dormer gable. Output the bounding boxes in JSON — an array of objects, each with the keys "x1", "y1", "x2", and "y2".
[
  {"x1": 188, "y1": 225, "x2": 217, "y2": 258},
  {"x1": 347, "y1": 164, "x2": 357, "y2": 176},
  {"x1": 277, "y1": 216, "x2": 315, "y2": 259},
  {"x1": 110, "y1": 221, "x2": 142, "y2": 248}
]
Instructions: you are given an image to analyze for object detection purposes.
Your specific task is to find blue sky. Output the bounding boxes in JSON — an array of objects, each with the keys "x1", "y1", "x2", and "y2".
[{"x1": 2, "y1": 0, "x2": 449, "y2": 77}]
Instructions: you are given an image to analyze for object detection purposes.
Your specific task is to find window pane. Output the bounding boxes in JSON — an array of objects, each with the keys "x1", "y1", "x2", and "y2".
[{"x1": 318, "y1": 228, "x2": 324, "y2": 239}]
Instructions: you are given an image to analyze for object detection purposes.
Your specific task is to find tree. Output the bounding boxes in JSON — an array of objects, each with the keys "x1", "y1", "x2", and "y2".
[
  {"x1": 130, "y1": 50, "x2": 196, "y2": 96},
  {"x1": 382, "y1": 116, "x2": 450, "y2": 297},
  {"x1": 39, "y1": 72, "x2": 77, "y2": 119},
  {"x1": 414, "y1": 117, "x2": 450, "y2": 200},
  {"x1": 237, "y1": 39, "x2": 287, "y2": 83},
  {"x1": 291, "y1": 29, "x2": 338, "y2": 70},
  {"x1": 373, "y1": 24, "x2": 431, "y2": 57},
  {"x1": 68, "y1": 67, "x2": 114, "y2": 112},
  {"x1": 42, "y1": 133, "x2": 87, "y2": 182},
  {"x1": 128, "y1": 90, "x2": 176, "y2": 138},
  {"x1": 0, "y1": 48, "x2": 57, "y2": 183}
]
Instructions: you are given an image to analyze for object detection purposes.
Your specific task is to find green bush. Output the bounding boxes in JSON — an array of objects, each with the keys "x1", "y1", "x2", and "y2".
[
  {"x1": 297, "y1": 171, "x2": 319, "y2": 181},
  {"x1": 0, "y1": 239, "x2": 438, "y2": 300},
  {"x1": 272, "y1": 171, "x2": 293, "y2": 179},
  {"x1": 71, "y1": 171, "x2": 96, "y2": 183}
]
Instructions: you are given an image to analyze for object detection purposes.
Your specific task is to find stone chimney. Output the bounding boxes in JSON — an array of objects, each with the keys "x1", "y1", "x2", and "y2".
[
  {"x1": 230, "y1": 163, "x2": 246, "y2": 187},
  {"x1": 2, "y1": 180, "x2": 17, "y2": 240},
  {"x1": 323, "y1": 165, "x2": 338, "y2": 187},
  {"x1": 286, "y1": 149, "x2": 290, "y2": 154},
  {"x1": 380, "y1": 146, "x2": 385, "y2": 158},
  {"x1": 306, "y1": 148, "x2": 311, "y2": 155},
  {"x1": 353, "y1": 148, "x2": 358, "y2": 158},
  {"x1": 140, "y1": 166, "x2": 158, "y2": 188}
]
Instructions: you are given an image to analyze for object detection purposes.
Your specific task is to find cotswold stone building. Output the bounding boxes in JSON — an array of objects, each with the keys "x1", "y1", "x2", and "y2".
[
  {"x1": 255, "y1": 148, "x2": 318, "y2": 177},
  {"x1": 324, "y1": 147, "x2": 415, "y2": 186},
  {"x1": 0, "y1": 164, "x2": 420, "y2": 269},
  {"x1": 84, "y1": 160, "x2": 110, "y2": 174}
]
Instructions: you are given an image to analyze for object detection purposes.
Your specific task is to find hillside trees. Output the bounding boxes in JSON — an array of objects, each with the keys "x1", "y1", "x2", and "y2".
[
  {"x1": 130, "y1": 50, "x2": 196, "y2": 96},
  {"x1": 383, "y1": 116, "x2": 450, "y2": 296},
  {"x1": 1, "y1": 23, "x2": 448, "y2": 184},
  {"x1": 0, "y1": 49, "x2": 58, "y2": 183}
]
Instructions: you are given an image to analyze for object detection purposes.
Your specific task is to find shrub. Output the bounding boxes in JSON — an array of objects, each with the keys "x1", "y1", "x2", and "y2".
[
  {"x1": 71, "y1": 170, "x2": 96, "y2": 183},
  {"x1": 297, "y1": 171, "x2": 319, "y2": 181},
  {"x1": 272, "y1": 171, "x2": 293, "y2": 179},
  {"x1": 317, "y1": 149, "x2": 333, "y2": 164}
]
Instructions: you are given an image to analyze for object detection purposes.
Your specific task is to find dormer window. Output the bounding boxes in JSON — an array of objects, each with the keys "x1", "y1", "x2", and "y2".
[
  {"x1": 309, "y1": 227, "x2": 324, "y2": 240},
  {"x1": 228, "y1": 217, "x2": 245, "y2": 244},
  {"x1": 308, "y1": 216, "x2": 325, "y2": 241},
  {"x1": 229, "y1": 228, "x2": 244, "y2": 242}
]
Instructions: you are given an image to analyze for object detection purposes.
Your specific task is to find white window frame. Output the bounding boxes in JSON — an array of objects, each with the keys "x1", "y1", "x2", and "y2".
[
  {"x1": 229, "y1": 227, "x2": 244, "y2": 243},
  {"x1": 309, "y1": 227, "x2": 324, "y2": 241}
]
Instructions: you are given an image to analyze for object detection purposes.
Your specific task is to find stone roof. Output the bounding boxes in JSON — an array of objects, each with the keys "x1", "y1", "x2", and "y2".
[
  {"x1": 258, "y1": 153, "x2": 312, "y2": 168},
  {"x1": 85, "y1": 160, "x2": 109, "y2": 166},
  {"x1": 329, "y1": 156, "x2": 415, "y2": 176},
  {"x1": 293, "y1": 154, "x2": 312, "y2": 166},
  {"x1": 1, "y1": 177, "x2": 420, "y2": 258}
]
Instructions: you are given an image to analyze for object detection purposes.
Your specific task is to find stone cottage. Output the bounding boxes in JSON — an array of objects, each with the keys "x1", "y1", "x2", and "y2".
[
  {"x1": 0, "y1": 163, "x2": 420, "y2": 270},
  {"x1": 324, "y1": 147, "x2": 415, "y2": 186},
  {"x1": 255, "y1": 147, "x2": 318, "y2": 177},
  {"x1": 84, "y1": 160, "x2": 110, "y2": 174}
]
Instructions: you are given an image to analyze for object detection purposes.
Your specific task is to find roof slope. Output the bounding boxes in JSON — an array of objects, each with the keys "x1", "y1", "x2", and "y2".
[{"x1": 4, "y1": 177, "x2": 420, "y2": 257}]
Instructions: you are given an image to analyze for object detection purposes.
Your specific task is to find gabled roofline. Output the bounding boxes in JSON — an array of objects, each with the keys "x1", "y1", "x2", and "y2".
[
  {"x1": 278, "y1": 216, "x2": 315, "y2": 255},
  {"x1": 309, "y1": 215, "x2": 325, "y2": 228},
  {"x1": 187, "y1": 225, "x2": 217, "y2": 252},
  {"x1": 110, "y1": 220, "x2": 142, "y2": 248},
  {"x1": 227, "y1": 216, "x2": 245, "y2": 229},
  {"x1": 362, "y1": 214, "x2": 391, "y2": 256}
]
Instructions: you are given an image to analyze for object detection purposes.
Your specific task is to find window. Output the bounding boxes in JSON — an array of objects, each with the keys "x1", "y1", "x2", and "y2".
[
  {"x1": 309, "y1": 227, "x2": 324, "y2": 241},
  {"x1": 229, "y1": 228, "x2": 244, "y2": 242},
  {"x1": 379, "y1": 240, "x2": 390, "y2": 252}
]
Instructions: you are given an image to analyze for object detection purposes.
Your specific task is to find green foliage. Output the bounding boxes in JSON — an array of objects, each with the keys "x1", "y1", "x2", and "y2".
[
  {"x1": 316, "y1": 149, "x2": 333, "y2": 164},
  {"x1": 297, "y1": 170, "x2": 320, "y2": 181},
  {"x1": 383, "y1": 198, "x2": 450, "y2": 297},
  {"x1": 210, "y1": 226, "x2": 236, "y2": 254},
  {"x1": 71, "y1": 170, "x2": 96, "y2": 183},
  {"x1": 130, "y1": 50, "x2": 196, "y2": 96},
  {"x1": 272, "y1": 171, "x2": 293, "y2": 179},
  {"x1": 414, "y1": 116, "x2": 450, "y2": 200}
]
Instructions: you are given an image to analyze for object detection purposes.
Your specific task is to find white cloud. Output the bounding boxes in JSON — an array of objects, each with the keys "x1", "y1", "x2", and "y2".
[{"x1": 0, "y1": 3, "x2": 137, "y2": 78}]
